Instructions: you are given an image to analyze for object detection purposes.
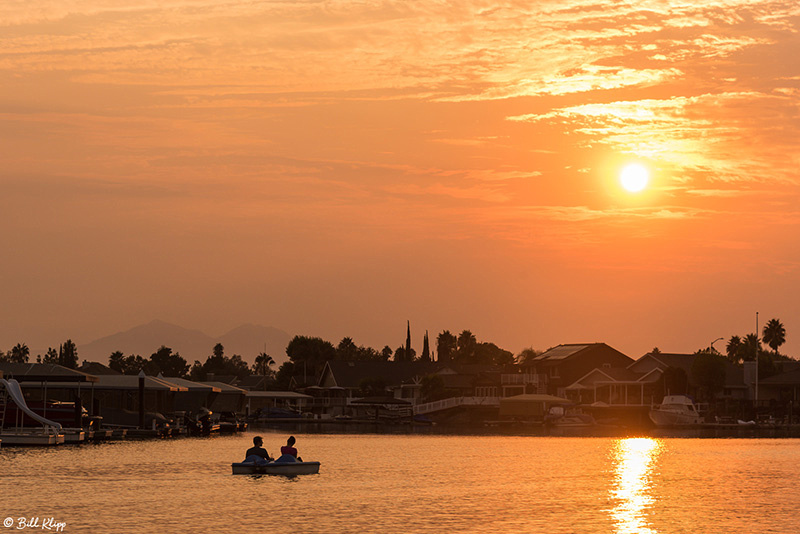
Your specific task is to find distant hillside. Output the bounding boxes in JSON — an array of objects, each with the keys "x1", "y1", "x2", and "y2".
[{"x1": 78, "y1": 320, "x2": 291, "y2": 366}]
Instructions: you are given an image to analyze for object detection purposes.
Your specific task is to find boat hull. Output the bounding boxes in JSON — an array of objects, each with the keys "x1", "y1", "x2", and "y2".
[
  {"x1": 231, "y1": 461, "x2": 320, "y2": 476},
  {"x1": 649, "y1": 395, "x2": 703, "y2": 427},
  {"x1": 649, "y1": 409, "x2": 702, "y2": 427}
]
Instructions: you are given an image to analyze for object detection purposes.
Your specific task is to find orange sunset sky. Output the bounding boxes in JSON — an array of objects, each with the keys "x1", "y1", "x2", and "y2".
[{"x1": 2, "y1": 0, "x2": 799, "y2": 361}]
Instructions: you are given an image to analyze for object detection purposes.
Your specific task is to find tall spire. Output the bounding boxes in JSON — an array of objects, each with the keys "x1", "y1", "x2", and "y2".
[{"x1": 405, "y1": 320, "x2": 411, "y2": 362}]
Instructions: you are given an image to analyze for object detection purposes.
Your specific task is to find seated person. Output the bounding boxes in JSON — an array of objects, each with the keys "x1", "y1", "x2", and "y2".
[
  {"x1": 276, "y1": 435, "x2": 303, "y2": 462},
  {"x1": 243, "y1": 436, "x2": 273, "y2": 464}
]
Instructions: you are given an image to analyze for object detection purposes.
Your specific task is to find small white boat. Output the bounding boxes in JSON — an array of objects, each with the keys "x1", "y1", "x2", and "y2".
[
  {"x1": 545, "y1": 405, "x2": 596, "y2": 427},
  {"x1": 231, "y1": 460, "x2": 321, "y2": 476},
  {"x1": 649, "y1": 395, "x2": 703, "y2": 427}
]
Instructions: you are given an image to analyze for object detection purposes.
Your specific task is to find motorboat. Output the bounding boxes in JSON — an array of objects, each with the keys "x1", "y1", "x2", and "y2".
[
  {"x1": 649, "y1": 395, "x2": 703, "y2": 427},
  {"x1": 544, "y1": 405, "x2": 595, "y2": 427},
  {"x1": 231, "y1": 458, "x2": 321, "y2": 476}
]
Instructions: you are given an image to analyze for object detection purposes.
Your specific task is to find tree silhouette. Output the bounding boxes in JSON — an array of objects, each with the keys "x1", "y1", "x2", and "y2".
[
  {"x1": 726, "y1": 336, "x2": 743, "y2": 363},
  {"x1": 741, "y1": 333, "x2": 762, "y2": 362},
  {"x1": 420, "y1": 331, "x2": 431, "y2": 362},
  {"x1": 336, "y1": 337, "x2": 358, "y2": 360},
  {"x1": 762, "y1": 318, "x2": 786, "y2": 355},
  {"x1": 8, "y1": 343, "x2": 30, "y2": 363},
  {"x1": 59, "y1": 340, "x2": 78, "y2": 369},
  {"x1": 456, "y1": 330, "x2": 477, "y2": 362},
  {"x1": 516, "y1": 347, "x2": 541, "y2": 365},
  {"x1": 253, "y1": 352, "x2": 276, "y2": 376},
  {"x1": 436, "y1": 331, "x2": 457, "y2": 363},
  {"x1": 691, "y1": 350, "x2": 727, "y2": 401},
  {"x1": 150, "y1": 346, "x2": 189, "y2": 377}
]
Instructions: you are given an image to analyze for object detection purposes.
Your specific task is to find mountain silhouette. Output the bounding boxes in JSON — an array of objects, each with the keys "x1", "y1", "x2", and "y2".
[{"x1": 77, "y1": 320, "x2": 291, "y2": 366}]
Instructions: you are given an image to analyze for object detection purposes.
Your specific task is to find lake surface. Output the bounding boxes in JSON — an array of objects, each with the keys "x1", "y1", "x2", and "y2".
[{"x1": 3, "y1": 430, "x2": 800, "y2": 533}]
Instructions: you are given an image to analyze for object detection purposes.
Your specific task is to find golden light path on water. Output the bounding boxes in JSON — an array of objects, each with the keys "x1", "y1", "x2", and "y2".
[{"x1": 610, "y1": 437, "x2": 663, "y2": 534}]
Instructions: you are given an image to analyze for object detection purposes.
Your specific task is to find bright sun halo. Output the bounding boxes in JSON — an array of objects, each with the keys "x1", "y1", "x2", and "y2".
[{"x1": 620, "y1": 163, "x2": 650, "y2": 193}]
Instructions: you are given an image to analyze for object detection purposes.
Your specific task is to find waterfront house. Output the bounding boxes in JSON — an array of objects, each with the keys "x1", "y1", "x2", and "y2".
[
  {"x1": 521, "y1": 343, "x2": 634, "y2": 398},
  {"x1": 316, "y1": 360, "x2": 437, "y2": 410}
]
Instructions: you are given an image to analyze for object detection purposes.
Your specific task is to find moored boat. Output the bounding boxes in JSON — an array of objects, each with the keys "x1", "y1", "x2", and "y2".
[
  {"x1": 231, "y1": 460, "x2": 321, "y2": 476},
  {"x1": 649, "y1": 395, "x2": 703, "y2": 427}
]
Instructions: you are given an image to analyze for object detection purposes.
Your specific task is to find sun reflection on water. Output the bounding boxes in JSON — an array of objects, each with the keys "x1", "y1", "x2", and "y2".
[{"x1": 610, "y1": 437, "x2": 662, "y2": 534}]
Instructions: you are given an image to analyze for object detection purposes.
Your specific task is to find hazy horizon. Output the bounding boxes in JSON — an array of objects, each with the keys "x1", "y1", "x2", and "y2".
[{"x1": 2, "y1": 1, "x2": 798, "y2": 361}]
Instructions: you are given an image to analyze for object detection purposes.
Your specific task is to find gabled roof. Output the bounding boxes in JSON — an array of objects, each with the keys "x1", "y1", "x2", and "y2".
[
  {"x1": 533, "y1": 344, "x2": 593, "y2": 362},
  {"x1": 531, "y1": 343, "x2": 632, "y2": 366},
  {"x1": 320, "y1": 361, "x2": 438, "y2": 388},
  {"x1": 567, "y1": 367, "x2": 643, "y2": 390},
  {"x1": 0, "y1": 363, "x2": 98, "y2": 383},
  {"x1": 236, "y1": 375, "x2": 270, "y2": 390},
  {"x1": 631, "y1": 353, "x2": 696, "y2": 374}
]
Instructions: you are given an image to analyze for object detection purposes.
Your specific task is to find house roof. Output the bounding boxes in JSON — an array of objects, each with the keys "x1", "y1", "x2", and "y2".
[
  {"x1": 533, "y1": 344, "x2": 592, "y2": 362},
  {"x1": 160, "y1": 376, "x2": 221, "y2": 393},
  {"x1": 531, "y1": 343, "x2": 632, "y2": 366},
  {"x1": 78, "y1": 362, "x2": 121, "y2": 375},
  {"x1": 245, "y1": 391, "x2": 312, "y2": 399},
  {"x1": 320, "y1": 361, "x2": 438, "y2": 388},
  {"x1": 566, "y1": 367, "x2": 646, "y2": 390},
  {"x1": 236, "y1": 375, "x2": 269, "y2": 390},
  {"x1": 20, "y1": 374, "x2": 186, "y2": 391},
  {"x1": 202, "y1": 381, "x2": 248, "y2": 393},
  {"x1": 0, "y1": 363, "x2": 99, "y2": 383},
  {"x1": 633, "y1": 353, "x2": 696, "y2": 374},
  {"x1": 760, "y1": 368, "x2": 800, "y2": 386}
]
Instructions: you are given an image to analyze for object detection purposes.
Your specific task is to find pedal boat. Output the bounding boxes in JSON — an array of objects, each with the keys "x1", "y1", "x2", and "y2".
[{"x1": 232, "y1": 458, "x2": 320, "y2": 476}]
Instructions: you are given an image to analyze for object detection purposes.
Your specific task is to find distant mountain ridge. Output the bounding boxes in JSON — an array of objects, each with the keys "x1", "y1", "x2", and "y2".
[{"x1": 77, "y1": 320, "x2": 291, "y2": 366}]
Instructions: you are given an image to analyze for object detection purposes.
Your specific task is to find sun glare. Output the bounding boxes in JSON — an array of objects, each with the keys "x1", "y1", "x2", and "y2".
[{"x1": 620, "y1": 163, "x2": 650, "y2": 193}]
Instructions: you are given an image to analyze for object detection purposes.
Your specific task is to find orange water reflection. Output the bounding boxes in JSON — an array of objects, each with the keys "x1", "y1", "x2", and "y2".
[{"x1": 610, "y1": 437, "x2": 662, "y2": 534}]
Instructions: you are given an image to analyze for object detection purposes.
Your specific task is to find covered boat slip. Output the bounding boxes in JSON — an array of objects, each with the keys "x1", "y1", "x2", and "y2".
[
  {"x1": 231, "y1": 460, "x2": 321, "y2": 476},
  {"x1": 1, "y1": 364, "x2": 97, "y2": 445}
]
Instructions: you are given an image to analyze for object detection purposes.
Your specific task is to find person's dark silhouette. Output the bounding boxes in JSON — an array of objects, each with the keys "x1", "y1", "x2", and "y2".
[{"x1": 244, "y1": 435, "x2": 272, "y2": 464}]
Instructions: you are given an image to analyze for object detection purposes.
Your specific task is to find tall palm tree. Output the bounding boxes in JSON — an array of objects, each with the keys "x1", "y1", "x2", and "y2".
[
  {"x1": 762, "y1": 318, "x2": 786, "y2": 355},
  {"x1": 253, "y1": 352, "x2": 276, "y2": 391},
  {"x1": 742, "y1": 333, "x2": 760, "y2": 362},
  {"x1": 726, "y1": 336, "x2": 742, "y2": 363},
  {"x1": 253, "y1": 352, "x2": 275, "y2": 376},
  {"x1": 436, "y1": 331, "x2": 457, "y2": 363},
  {"x1": 457, "y1": 330, "x2": 477, "y2": 362},
  {"x1": 10, "y1": 343, "x2": 30, "y2": 363}
]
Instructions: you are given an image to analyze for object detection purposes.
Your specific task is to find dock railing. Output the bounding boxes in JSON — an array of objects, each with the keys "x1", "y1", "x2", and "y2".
[{"x1": 413, "y1": 396, "x2": 500, "y2": 415}]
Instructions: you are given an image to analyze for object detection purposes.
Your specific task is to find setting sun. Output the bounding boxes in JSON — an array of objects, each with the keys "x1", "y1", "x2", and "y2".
[{"x1": 620, "y1": 163, "x2": 650, "y2": 193}]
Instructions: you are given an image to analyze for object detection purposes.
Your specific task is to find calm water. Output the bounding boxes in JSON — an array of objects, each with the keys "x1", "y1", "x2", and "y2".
[{"x1": 2, "y1": 431, "x2": 800, "y2": 533}]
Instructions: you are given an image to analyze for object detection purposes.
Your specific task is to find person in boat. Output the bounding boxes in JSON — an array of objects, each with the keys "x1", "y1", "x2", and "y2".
[
  {"x1": 276, "y1": 435, "x2": 302, "y2": 462},
  {"x1": 244, "y1": 436, "x2": 273, "y2": 464}
]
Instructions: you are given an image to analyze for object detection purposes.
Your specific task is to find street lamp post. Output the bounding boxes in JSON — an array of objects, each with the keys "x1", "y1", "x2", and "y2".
[{"x1": 710, "y1": 337, "x2": 724, "y2": 352}]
